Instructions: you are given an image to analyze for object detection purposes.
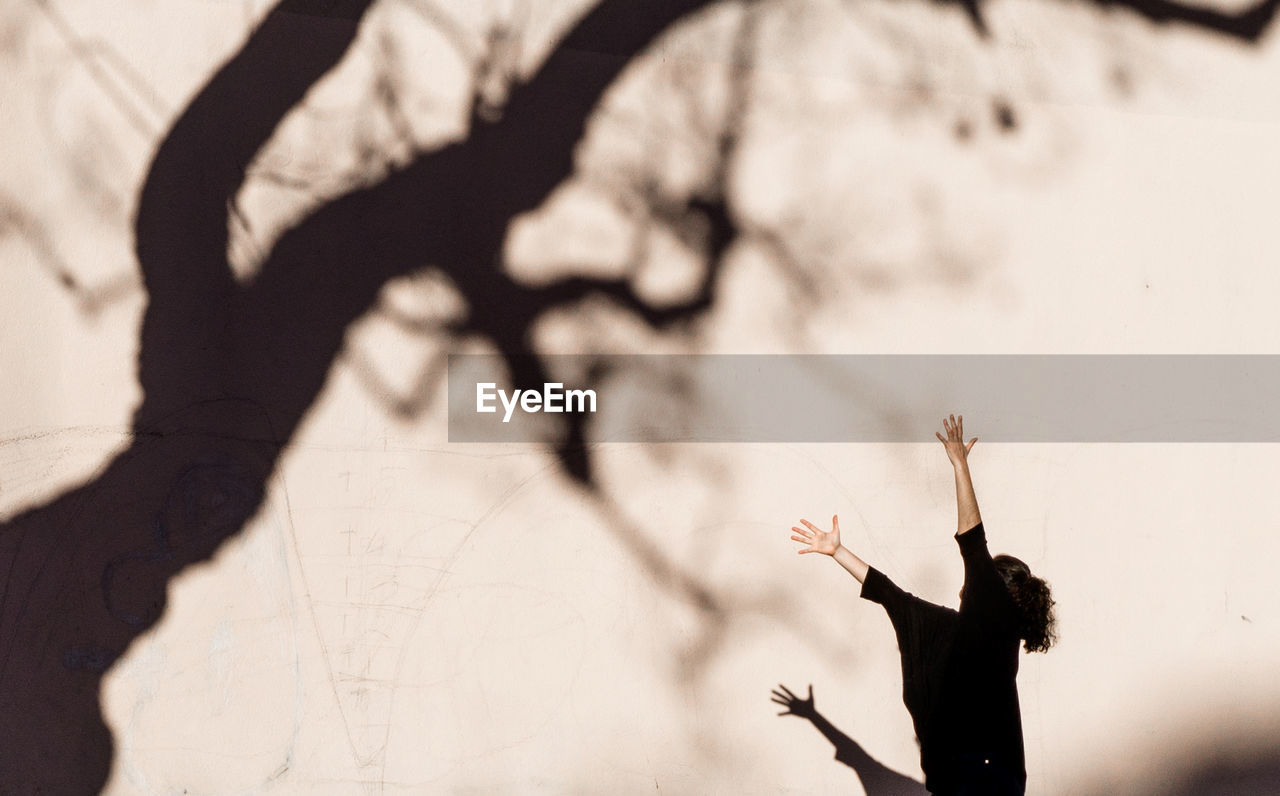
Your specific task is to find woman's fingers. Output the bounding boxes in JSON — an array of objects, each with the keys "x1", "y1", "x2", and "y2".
[
  {"x1": 941, "y1": 414, "x2": 970, "y2": 443},
  {"x1": 793, "y1": 518, "x2": 838, "y2": 553},
  {"x1": 777, "y1": 684, "x2": 796, "y2": 699}
]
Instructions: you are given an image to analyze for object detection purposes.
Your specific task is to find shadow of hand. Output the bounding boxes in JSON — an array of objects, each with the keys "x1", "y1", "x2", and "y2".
[
  {"x1": 771, "y1": 681, "x2": 928, "y2": 795},
  {"x1": 772, "y1": 683, "x2": 818, "y2": 720}
]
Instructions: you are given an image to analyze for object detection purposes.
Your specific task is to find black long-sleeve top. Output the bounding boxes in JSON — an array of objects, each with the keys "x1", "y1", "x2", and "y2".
[{"x1": 859, "y1": 523, "x2": 1025, "y2": 794}]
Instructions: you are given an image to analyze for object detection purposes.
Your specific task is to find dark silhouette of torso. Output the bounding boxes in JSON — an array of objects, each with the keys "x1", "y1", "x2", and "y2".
[{"x1": 861, "y1": 524, "x2": 1025, "y2": 795}]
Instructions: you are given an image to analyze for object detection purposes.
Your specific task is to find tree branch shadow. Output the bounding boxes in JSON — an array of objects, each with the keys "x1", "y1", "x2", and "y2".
[{"x1": 0, "y1": 0, "x2": 725, "y2": 789}]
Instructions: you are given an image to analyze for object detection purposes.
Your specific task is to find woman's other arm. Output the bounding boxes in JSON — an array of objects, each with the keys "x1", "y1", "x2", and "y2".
[{"x1": 790, "y1": 513, "x2": 938, "y2": 626}]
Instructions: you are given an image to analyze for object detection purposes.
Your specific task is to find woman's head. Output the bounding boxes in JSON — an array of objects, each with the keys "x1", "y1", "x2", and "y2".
[{"x1": 993, "y1": 555, "x2": 1058, "y2": 653}]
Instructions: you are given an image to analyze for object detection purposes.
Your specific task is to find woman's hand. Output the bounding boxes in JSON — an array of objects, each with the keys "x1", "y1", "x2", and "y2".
[
  {"x1": 791, "y1": 515, "x2": 841, "y2": 556},
  {"x1": 791, "y1": 514, "x2": 870, "y2": 582},
  {"x1": 771, "y1": 683, "x2": 817, "y2": 719},
  {"x1": 936, "y1": 413, "x2": 977, "y2": 467}
]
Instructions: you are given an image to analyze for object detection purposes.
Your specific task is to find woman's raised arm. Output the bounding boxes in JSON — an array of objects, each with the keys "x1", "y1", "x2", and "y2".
[{"x1": 936, "y1": 414, "x2": 981, "y2": 535}]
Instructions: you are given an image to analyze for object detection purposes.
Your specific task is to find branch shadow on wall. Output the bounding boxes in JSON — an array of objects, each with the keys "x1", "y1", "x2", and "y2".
[{"x1": 0, "y1": 0, "x2": 736, "y2": 790}]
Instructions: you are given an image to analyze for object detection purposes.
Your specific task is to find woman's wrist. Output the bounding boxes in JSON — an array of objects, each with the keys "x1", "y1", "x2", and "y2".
[{"x1": 832, "y1": 545, "x2": 870, "y2": 583}]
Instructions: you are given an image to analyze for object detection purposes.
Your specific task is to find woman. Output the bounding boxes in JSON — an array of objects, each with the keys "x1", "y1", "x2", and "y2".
[{"x1": 789, "y1": 415, "x2": 1056, "y2": 796}]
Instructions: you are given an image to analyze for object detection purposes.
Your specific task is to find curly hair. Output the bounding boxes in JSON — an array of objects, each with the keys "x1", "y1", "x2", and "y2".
[{"x1": 993, "y1": 555, "x2": 1058, "y2": 653}]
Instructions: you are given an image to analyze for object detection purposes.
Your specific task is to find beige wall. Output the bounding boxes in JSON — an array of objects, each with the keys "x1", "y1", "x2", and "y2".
[{"x1": 3, "y1": 1, "x2": 1280, "y2": 792}]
